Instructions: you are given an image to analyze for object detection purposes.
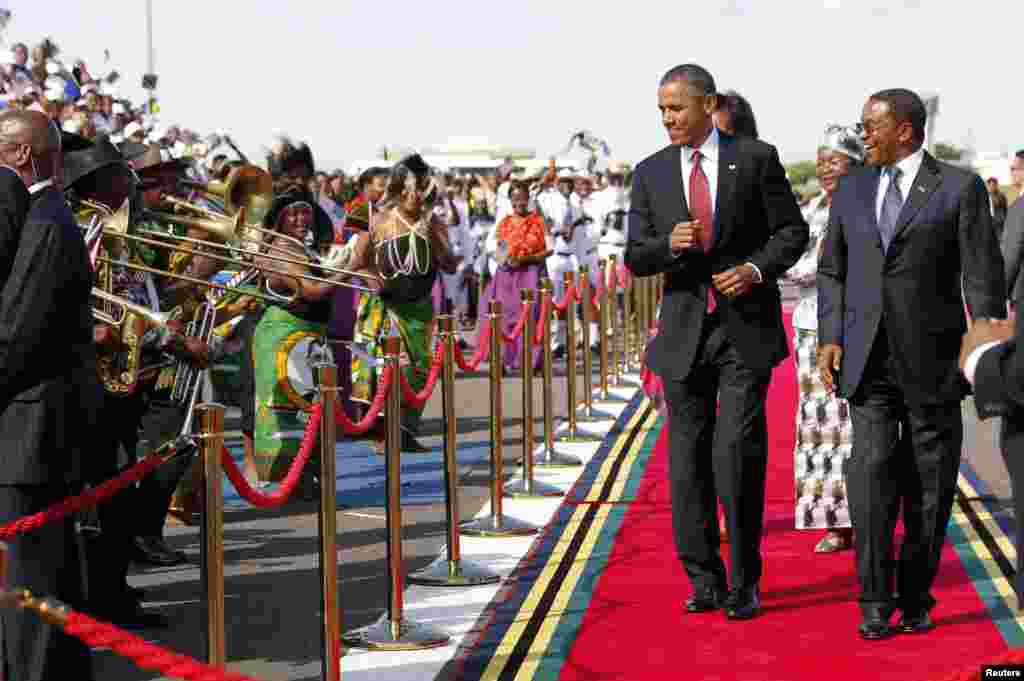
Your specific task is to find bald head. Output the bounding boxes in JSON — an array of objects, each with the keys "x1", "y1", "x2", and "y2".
[{"x1": 0, "y1": 110, "x2": 59, "y2": 185}]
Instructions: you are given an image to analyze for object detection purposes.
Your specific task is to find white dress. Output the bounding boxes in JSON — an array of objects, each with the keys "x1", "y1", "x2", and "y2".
[{"x1": 783, "y1": 194, "x2": 852, "y2": 530}]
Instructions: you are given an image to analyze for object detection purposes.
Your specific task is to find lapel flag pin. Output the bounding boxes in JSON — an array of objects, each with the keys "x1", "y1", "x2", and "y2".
[{"x1": 728, "y1": 164, "x2": 737, "y2": 170}]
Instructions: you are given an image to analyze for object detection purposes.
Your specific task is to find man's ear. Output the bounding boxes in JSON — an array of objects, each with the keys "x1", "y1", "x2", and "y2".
[{"x1": 704, "y1": 93, "x2": 719, "y2": 117}]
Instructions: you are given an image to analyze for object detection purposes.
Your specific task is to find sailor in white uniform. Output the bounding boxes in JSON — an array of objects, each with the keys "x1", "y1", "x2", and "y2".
[
  {"x1": 571, "y1": 169, "x2": 603, "y2": 352},
  {"x1": 435, "y1": 179, "x2": 472, "y2": 323},
  {"x1": 537, "y1": 170, "x2": 581, "y2": 357},
  {"x1": 595, "y1": 161, "x2": 631, "y2": 265}
]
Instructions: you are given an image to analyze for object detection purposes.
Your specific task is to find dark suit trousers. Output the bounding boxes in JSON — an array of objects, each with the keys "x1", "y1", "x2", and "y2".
[
  {"x1": 999, "y1": 416, "x2": 1024, "y2": 602},
  {"x1": 662, "y1": 313, "x2": 772, "y2": 592},
  {"x1": 134, "y1": 402, "x2": 195, "y2": 539},
  {"x1": 846, "y1": 326, "x2": 962, "y2": 614},
  {"x1": 0, "y1": 485, "x2": 94, "y2": 681}
]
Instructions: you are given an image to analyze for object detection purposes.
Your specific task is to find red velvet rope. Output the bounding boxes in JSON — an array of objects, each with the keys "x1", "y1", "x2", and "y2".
[
  {"x1": 533, "y1": 297, "x2": 551, "y2": 346},
  {"x1": 0, "y1": 447, "x2": 174, "y2": 539},
  {"x1": 333, "y1": 365, "x2": 393, "y2": 435},
  {"x1": 553, "y1": 285, "x2": 577, "y2": 314},
  {"x1": 501, "y1": 304, "x2": 531, "y2": 344},
  {"x1": 63, "y1": 610, "x2": 266, "y2": 681},
  {"x1": 399, "y1": 343, "x2": 445, "y2": 408},
  {"x1": 454, "y1": 323, "x2": 491, "y2": 372},
  {"x1": 219, "y1": 404, "x2": 322, "y2": 508}
]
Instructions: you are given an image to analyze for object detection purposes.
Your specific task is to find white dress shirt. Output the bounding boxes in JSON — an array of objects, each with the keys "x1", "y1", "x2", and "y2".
[
  {"x1": 964, "y1": 341, "x2": 1005, "y2": 386},
  {"x1": 679, "y1": 127, "x2": 720, "y2": 215},
  {"x1": 876, "y1": 147, "x2": 924, "y2": 222},
  {"x1": 670, "y1": 127, "x2": 761, "y2": 282}
]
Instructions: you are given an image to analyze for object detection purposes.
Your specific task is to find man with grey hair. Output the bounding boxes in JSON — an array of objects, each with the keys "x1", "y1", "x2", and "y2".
[
  {"x1": 0, "y1": 109, "x2": 98, "y2": 679},
  {"x1": 626, "y1": 63, "x2": 807, "y2": 621}
]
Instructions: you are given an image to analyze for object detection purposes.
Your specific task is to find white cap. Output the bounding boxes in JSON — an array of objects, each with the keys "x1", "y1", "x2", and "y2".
[
  {"x1": 557, "y1": 169, "x2": 575, "y2": 180},
  {"x1": 123, "y1": 121, "x2": 144, "y2": 138},
  {"x1": 45, "y1": 60, "x2": 61, "y2": 75},
  {"x1": 111, "y1": 102, "x2": 126, "y2": 115},
  {"x1": 62, "y1": 119, "x2": 83, "y2": 133},
  {"x1": 109, "y1": 133, "x2": 124, "y2": 144},
  {"x1": 44, "y1": 88, "x2": 64, "y2": 102}
]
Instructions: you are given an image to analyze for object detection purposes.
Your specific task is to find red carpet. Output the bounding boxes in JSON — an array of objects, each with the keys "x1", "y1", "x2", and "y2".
[{"x1": 555, "y1": 315, "x2": 1008, "y2": 681}]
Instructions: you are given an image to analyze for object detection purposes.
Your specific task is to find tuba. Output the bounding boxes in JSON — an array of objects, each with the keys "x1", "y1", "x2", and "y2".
[{"x1": 183, "y1": 164, "x2": 274, "y2": 228}]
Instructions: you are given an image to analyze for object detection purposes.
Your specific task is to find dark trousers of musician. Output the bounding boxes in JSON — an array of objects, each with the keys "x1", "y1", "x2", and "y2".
[
  {"x1": 845, "y1": 322, "x2": 962, "y2": 616},
  {"x1": 662, "y1": 313, "x2": 772, "y2": 592},
  {"x1": 135, "y1": 401, "x2": 194, "y2": 540},
  {"x1": 0, "y1": 484, "x2": 94, "y2": 681}
]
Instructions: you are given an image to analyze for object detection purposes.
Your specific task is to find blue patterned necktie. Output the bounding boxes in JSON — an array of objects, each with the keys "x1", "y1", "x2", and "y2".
[{"x1": 878, "y1": 166, "x2": 903, "y2": 252}]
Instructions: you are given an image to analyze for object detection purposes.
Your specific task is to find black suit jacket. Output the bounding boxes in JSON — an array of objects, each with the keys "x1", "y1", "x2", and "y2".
[
  {"x1": 624, "y1": 134, "x2": 808, "y2": 381},
  {"x1": 818, "y1": 152, "x2": 1005, "y2": 407},
  {"x1": 0, "y1": 184, "x2": 98, "y2": 486}
]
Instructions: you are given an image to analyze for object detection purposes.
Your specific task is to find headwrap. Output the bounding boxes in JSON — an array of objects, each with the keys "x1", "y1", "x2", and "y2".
[
  {"x1": 264, "y1": 187, "x2": 334, "y2": 252},
  {"x1": 823, "y1": 124, "x2": 865, "y2": 163}
]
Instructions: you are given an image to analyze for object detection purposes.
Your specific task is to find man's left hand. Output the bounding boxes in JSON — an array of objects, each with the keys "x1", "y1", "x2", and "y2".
[
  {"x1": 182, "y1": 337, "x2": 211, "y2": 369},
  {"x1": 959, "y1": 318, "x2": 1014, "y2": 371},
  {"x1": 712, "y1": 264, "x2": 758, "y2": 298}
]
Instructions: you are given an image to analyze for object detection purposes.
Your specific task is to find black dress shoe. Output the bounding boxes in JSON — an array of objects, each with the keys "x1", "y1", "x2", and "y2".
[
  {"x1": 99, "y1": 603, "x2": 169, "y2": 630},
  {"x1": 858, "y1": 611, "x2": 893, "y2": 640},
  {"x1": 132, "y1": 536, "x2": 187, "y2": 567},
  {"x1": 897, "y1": 610, "x2": 934, "y2": 634},
  {"x1": 400, "y1": 431, "x2": 432, "y2": 453},
  {"x1": 685, "y1": 587, "x2": 726, "y2": 613},
  {"x1": 725, "y1": 586, "x2": 760, "y2": 620}
]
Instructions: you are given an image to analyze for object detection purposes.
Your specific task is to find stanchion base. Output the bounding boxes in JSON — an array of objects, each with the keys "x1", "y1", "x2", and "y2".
[
  {"x1": 460, "y1": 514, "x2": 539, "y2": 537},
  {"x1": 593, "y1": 390, "x2": 631, "y2": 404},
  {"x1": 575, "y1": 407, "x2": 617, "y2": 422},
  {"x1": 407, "y1": 555, "x2": 502, "y2": 587},
  {"x1": 533, "y1": 445, "x2": 583, "y2": 467},
  {"x1": 557, "y1": 429, "x2": 603, "y2": 444},
  {"x1": 503, "y1": 476, "x2": 565, "y2": 499},
  {"x1": 342, "y1": 615, "x2": 450, "y2": 651}
]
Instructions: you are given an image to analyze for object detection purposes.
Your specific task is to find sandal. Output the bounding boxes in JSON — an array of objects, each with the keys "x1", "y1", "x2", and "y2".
[{"x1": 814, "y1": 529, "x2": 852, "y2": 553}]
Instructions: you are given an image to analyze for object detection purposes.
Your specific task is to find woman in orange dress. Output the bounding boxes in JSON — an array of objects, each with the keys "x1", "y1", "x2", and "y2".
[{"x1": 480, "y1": 181, "x2": 551, "y2": 373}]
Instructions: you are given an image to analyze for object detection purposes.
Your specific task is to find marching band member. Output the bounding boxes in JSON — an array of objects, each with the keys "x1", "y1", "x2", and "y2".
[
  {"x1": 347, "y1": 154, "x2": 458, "y2": 454},
  {"x1": 248, "y1": 184, "x2": 337, "y2": 487},
  {"x1": 65, "y1": 135, "x2": 206, "y2": 628}
]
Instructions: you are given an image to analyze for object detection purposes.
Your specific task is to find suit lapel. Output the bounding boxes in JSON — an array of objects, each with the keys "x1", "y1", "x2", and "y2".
[
  {"x1": 666, "y1": 145, "x2": 689, "y2": 222},
  {"x1": 861, "y1": 168, "x2": 883, "y2": 250},
  {"x1": 891, "y1": 152, "x2": 941, "y2": 242},
  {"x1": 713, "y1": 134, "x2": 738, "y2": 247}
]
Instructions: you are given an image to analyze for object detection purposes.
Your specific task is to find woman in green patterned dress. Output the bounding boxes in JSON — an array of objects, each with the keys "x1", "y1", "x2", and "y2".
[
  {"x1": 246, "y1": 186, "x2": 340, "y2": 484},
  {"x1": 347, "y1": 155, "x2": 458, "y2": 454}
]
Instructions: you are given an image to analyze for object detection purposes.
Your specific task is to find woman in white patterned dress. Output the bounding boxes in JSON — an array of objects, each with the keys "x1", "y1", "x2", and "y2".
[{"x1": 784, "y1": 125, "x2": 864, "y2": 553}]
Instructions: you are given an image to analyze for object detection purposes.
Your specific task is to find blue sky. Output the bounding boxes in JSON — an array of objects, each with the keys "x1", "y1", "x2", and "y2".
[{"x1": 3, "y1": 1, "x2": 1018, "y2": 170}]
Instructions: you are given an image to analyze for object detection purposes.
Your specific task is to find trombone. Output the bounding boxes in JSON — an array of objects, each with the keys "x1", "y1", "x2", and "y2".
[{"x1": 91, "y1": 287, "x2": 180, "y2": 329}]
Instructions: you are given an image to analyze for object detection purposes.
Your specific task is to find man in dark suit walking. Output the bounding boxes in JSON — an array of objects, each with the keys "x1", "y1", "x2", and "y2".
[
  {"x1": 0, "y1": 110, "x2": 98, "y2": 679},
  {"x1": 625, "y1": 63, "x2": 808, "y2": 621},
  {"x1": 817, "y1": 89, "x2": 1005, "y2": 640}
]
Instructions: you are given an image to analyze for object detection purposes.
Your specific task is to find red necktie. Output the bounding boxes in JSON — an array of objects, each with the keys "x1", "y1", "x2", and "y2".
[{"x1": 689, "y1": 150, "x2": 715, "y2": 313}]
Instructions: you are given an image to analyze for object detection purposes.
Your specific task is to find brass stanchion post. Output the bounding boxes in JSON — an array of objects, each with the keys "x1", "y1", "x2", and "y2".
[
  {"x1": 608, "y1": 254, "x2": 621, "y2": 387},
  {"x1": 197, "y1": 403, "x2": 225, "y2": 666},
  {"x1": 559, "y1": 272, "x2": 601, "y2": 443},
  {"x1": 623, "y1": 267, "x2": 635, "y2": 372},
  {"x1": 535, "y1": 279, "x2": 582, "y2": 467},
  {"x1": 343, "y1": 338, "x2": 450, "y2": 650},
  {"x1": 594, "y1": 257, "x2": 628, "y2": 405},
  {"x1": 597, "y1": 260, "x2": 610, "y2": 400},
  {"x1": 578, "y1": 264, "x2": 613, "y2": 421},
  {"x1": 461, "y1": 301, "x2": 537, "y2": 536},
  {"x1": 506, "y1": 290, "x2": 563, "y2": 498},
  {"x1": 314, "y1": 362, "x2": 341, "y2": 681},
  {"x1": 409, "y1": 316, "x2": 501, "y2": 585}
]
